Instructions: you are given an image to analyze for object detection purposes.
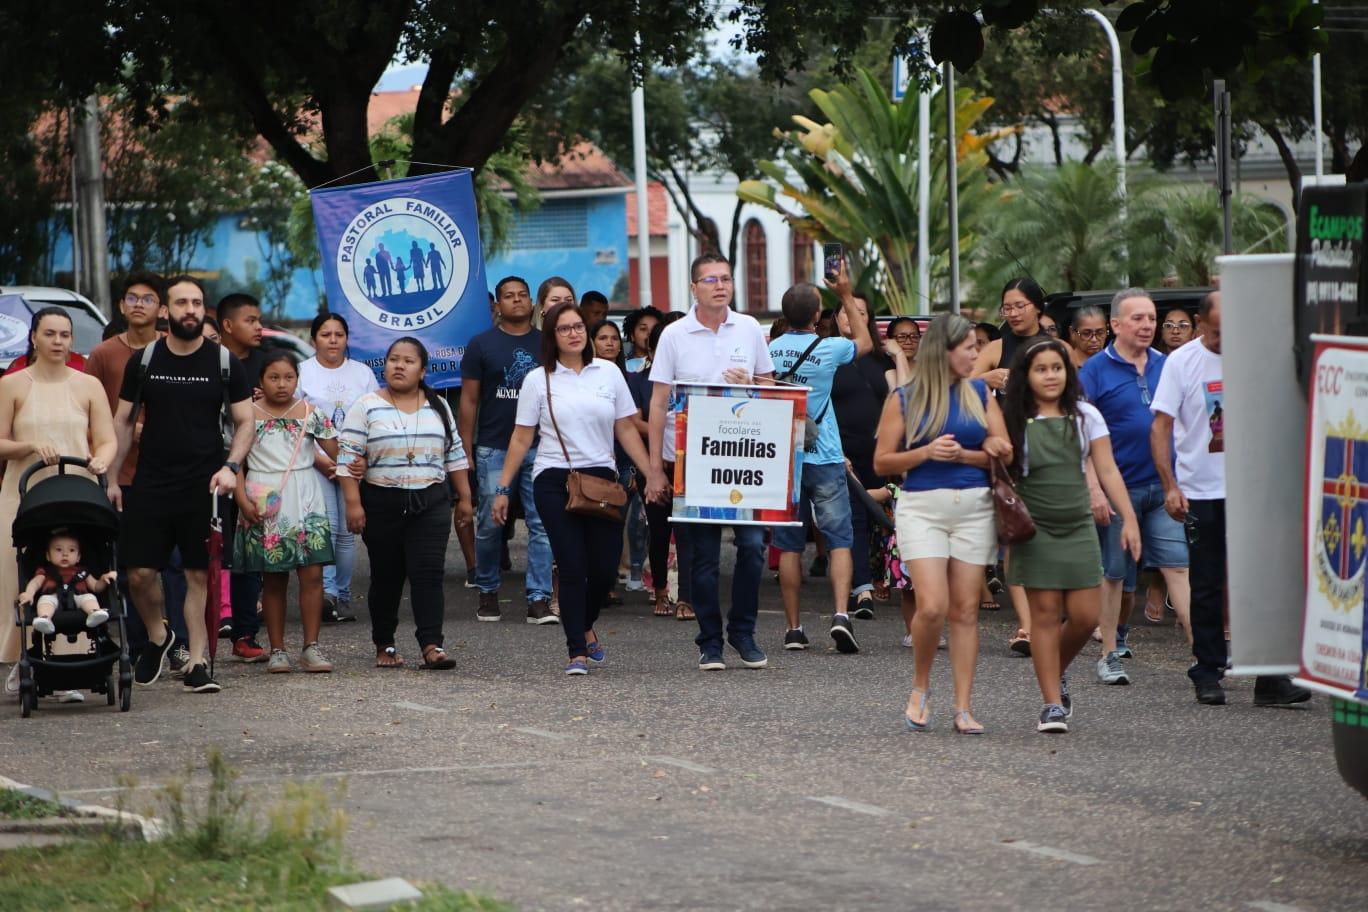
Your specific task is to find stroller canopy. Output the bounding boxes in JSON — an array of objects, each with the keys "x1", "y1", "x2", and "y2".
[{"x1": 13, "y1": 472, "x2": 120, "y2": 550}]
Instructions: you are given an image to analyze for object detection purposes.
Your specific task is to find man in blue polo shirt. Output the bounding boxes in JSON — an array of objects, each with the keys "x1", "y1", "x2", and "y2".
[
  {"x1": 769, "y1": 267, "x2": 873, "y2": 655},
  {"x1": 1080, "y1": 288, "x2": 1191, "y2": 686}
]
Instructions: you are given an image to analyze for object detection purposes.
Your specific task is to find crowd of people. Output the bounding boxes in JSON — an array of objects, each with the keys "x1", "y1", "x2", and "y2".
[{"x1": 0, "y1": 257, "x2": 1314, "y2": 732}]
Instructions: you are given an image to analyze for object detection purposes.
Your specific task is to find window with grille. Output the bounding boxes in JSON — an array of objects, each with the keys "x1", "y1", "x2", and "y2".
[
  {"x1": 744, "y1": 219, "x2": 768, "y2": 313},
  {"x1": 509, "y1": 200, "x2": 589, "y2": 250}
]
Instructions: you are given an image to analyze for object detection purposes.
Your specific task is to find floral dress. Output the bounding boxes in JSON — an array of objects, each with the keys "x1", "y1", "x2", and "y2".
[{"x1": 233, "y1": 405, "x2": 337, "y2": 572}]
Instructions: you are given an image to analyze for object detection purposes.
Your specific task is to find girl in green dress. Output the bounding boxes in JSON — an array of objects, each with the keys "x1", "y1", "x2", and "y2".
[{"x1": 1002, "y1": 339, "x2": 1140, "y2": 733}]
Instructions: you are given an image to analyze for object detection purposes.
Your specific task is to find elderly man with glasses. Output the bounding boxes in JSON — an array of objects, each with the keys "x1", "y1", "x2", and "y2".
[{"x1": 1079, "y1": 288, "x2": 1192, "y2": 686}]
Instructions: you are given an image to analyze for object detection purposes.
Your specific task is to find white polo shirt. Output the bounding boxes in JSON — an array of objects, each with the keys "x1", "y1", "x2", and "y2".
[
  {"x1": 515, "y1": 360, "x2": 638, "y2": 478},
  {"x1": 648, "y1": 306, "x2": 775, "y2": 460}
]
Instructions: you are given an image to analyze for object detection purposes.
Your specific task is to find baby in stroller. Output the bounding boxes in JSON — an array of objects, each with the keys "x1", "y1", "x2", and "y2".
[{"x1": 20, "y1": 529, "x2": 116, "y2": 634}]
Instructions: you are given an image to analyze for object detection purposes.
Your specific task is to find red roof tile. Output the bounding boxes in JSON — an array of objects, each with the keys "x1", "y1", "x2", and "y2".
[{"x1": 627, "y1": 182, "x2": 668, "y2": 238}]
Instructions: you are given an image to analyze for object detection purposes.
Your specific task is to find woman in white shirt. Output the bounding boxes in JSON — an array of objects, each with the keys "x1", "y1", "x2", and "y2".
[
  {"x1": 492, "y1": 300, "x2": 651, "y2": 675},
  {"x1": 298, "y1": 313, "x2": 378, "y2": 624}
]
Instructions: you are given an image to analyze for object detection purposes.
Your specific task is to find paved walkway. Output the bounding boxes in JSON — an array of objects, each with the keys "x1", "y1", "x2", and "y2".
[{"x1": 1, "y1": 545, "x2": 1364, "y2": 911}]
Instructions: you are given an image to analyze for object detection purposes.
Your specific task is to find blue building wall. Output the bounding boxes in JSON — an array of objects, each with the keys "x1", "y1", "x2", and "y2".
[{"x1": 49, "y1": 192, "x2": 629, "y2": 322}]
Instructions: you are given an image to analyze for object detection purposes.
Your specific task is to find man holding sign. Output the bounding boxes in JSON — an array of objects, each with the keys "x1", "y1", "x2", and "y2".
[
  {"x1": 646, "y1": 254, "x2": 775, "y2": 671},
  {"x1": 769, "y1": 268, "x2": 873, "y2": 654}
]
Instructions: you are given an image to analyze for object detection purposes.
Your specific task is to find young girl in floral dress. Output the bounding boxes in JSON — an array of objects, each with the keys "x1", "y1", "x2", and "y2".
[{"x1": 234, "y1": 351, "x2": 339, "y2": 673}]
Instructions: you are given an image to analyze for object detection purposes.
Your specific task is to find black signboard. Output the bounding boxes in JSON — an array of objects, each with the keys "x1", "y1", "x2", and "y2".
[{"x1": 1295, "y1": 184, "x2": 1368, "y2": 394}]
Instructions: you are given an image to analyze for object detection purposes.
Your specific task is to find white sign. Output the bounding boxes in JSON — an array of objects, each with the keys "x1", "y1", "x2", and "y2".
[
  {"x1": 682, "y1": 394, "x2": 794, "y2": 511},
  {"x1": 1303, "y1": 341, "x2": 1368, "y2": 697}
]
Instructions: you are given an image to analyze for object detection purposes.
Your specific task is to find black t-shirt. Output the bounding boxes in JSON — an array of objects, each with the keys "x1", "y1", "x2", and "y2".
[
  {"x1": 234, "y1": 346, "x2": 267, "y2": 389},
  {"x1": 832, "y1": 353, "x2": 892, "y2": 463},
  {"x1": 459, "y1": 327, "x2": 542, "y2": 449},
  {"x1": 119, "y1": 341, "x2": 252, "y2": 494}
]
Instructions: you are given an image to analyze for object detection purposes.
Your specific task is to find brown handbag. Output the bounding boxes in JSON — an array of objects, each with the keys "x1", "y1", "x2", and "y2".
[
  {"x1": 545, "y1": 369, "x2": 627, "y2": 523},
  {"x1": 989, "y1": 456, "x2": 1036, "y2": 545}
]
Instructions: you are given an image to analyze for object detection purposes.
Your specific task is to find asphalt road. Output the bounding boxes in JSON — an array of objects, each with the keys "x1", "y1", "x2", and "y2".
[{"x1": 1, "y1": 538, "x2": 1365, "y2": 912}]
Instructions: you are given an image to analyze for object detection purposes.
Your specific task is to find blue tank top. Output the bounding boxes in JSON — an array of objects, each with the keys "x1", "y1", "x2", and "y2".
[{"x1": 897, "y1": 380, "x2": 991, "y2": 492}]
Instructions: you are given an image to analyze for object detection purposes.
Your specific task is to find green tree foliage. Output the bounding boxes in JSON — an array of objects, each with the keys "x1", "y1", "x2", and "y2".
[
  {"x1": 738, "y1": 69, "x2": 1013, "y2": 313},
  {"x1": 975, "y1": 162, "x2": 1289, "y2": 292}
]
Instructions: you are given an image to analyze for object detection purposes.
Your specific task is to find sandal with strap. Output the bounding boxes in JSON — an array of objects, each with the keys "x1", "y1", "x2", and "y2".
[
  {"x1": 953, "y1": 709, "x2": 985, "y2": 735},
  {"x1": 653, "y1": 593, "x2": 674, "y2": 617},
  {"x1": 675, "y1": 601, "x2": 695, "y2": 622},
  {"x1": 420, "y1": 645, "x2": 456, "y2": 670},
  {"x1": 904, "y1": 687, "x2": 932, "y2": 732},
  {"x1": 375, "y1": 645, "x2": 405, "y2": 669}
]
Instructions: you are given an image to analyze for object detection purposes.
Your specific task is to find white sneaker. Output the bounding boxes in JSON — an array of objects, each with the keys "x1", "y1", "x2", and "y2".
[
  {"x1": 86, "y1": 608, "x2": 109, "y2": 628},
  {"x1": 624, "y1": 576, "x2": 647, "y2": 592},
  {"x1": 32, "y1": 616, "x2": 55, "y2": 635},
  {"x1": 5, "y1": 664, "x2": 18, "y2": 697},
  {"x1": 55, "y1": 690, "x2": 85, "y2": 704}
]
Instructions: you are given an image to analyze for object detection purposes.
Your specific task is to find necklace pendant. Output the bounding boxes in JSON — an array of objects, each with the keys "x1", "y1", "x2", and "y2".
[{"x1": 406, "y1": 451, "x2": 415, "y2": 465}]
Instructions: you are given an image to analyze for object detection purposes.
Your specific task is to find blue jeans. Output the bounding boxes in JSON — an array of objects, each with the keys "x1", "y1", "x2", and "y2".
[
  {"x1": 1100, "y1": 483, "x2": 1189, "y2": 592},
  {"x1": 475, "y1": 445, "x2": 552, "y2": 603},
  {"x1": 317, "y1": 473, "x2": 356, "y2": 602},
  {"x1": 686, "y1": 523, "x2": 765, "y2": 652}
]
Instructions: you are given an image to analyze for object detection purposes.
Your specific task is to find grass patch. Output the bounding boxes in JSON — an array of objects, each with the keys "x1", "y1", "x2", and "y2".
[
  {"x1": 0, "y1": 749, "x2": 512, "y2": 911},
  {"x1": 0, "y1": 789, "x2": 68, "y2": 820}
]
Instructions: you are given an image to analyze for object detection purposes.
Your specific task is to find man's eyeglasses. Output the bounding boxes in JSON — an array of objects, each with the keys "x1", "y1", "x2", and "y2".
[
  {"x1": 893, "y1": 332, "x2": 920, "y2": 343},
  {"x1": 123, "y1": 293, "x2": 159, "y2": 307},
  {"x1": 1075, "y1": 328, "x2": 1107, "y2": 341},
  {"x1": 555, "y1": 322, "x2": 587, "y2": 337},
  {"x1": 694, "y1": 276, "x2": 734, "y2": 286},
  {"x1": 1162, "y1": 321, "x2": 1192, "y2": 331}
]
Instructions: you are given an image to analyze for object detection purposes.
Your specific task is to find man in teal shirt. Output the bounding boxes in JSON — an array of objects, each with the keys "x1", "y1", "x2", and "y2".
[{"x1": 768, "y1": 266, "x2": 873, "y2": 654}]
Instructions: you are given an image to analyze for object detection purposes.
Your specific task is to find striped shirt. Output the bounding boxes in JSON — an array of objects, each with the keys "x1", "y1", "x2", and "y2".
[{"x1": 338, "y1": 392, "x2": 468, "y2": 490}]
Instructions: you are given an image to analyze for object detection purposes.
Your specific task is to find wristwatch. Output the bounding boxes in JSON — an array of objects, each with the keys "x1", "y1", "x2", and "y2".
[
  {"x1": 494, "y1": 485, "x2": 513, "y2": 496},
  {"x1": 223, "y1": 461, "x2": 241, "y2": 475}
]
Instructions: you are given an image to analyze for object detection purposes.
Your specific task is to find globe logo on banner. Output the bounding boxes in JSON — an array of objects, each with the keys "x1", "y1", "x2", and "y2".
[
  {"x1": 311, "y1": 169, "x2": 492, "y2": 389},
  {"x1": 335, "y1": 196, "x2": 470, "y2": 331}
]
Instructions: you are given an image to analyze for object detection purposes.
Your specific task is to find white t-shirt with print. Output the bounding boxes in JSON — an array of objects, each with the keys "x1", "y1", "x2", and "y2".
[
  {"x1": 299, "y1": 357, "x2": 380, "y2": 430},
  {"x1": 1149, "y1": 339, "x2": 1224, "y2": 500},
  {"x1": 648, "y1": 307, "x2": 775, "y2": 460},
  {"x1": 516, "y1": 361, "x2": 638, "y2": 479}
]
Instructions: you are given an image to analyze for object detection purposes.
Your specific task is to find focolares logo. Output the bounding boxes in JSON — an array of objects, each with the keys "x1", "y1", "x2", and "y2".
[
  {"x1": 730, "y1": 401, "x2": 750, "y2": 418},
  {"x1": 335, "y1": 197, "x2": 471, "y2": 330}
]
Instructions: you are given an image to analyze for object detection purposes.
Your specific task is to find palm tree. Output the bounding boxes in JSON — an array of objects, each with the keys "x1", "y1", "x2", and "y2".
[{"x1": 1128, "y1": 188, "x2": 1289, "y2": 286}]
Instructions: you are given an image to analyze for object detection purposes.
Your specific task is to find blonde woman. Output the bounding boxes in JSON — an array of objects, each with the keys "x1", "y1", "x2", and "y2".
[{"x1": 874, "y1": 314, "x2": 1012, "y2": 734}]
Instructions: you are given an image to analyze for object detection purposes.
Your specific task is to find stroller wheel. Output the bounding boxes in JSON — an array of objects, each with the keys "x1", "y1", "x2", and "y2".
[
  {"x1": 119, "y1": 658, "x2": 132, "y2": 712},
  {"x1": 18, "y1": 666, "x2": 34, "y2": 718}
]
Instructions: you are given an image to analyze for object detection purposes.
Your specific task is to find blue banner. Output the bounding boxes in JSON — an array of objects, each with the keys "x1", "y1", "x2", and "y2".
[{"x1": 310, "y1": 170, "x2": 491, "y2": 388}]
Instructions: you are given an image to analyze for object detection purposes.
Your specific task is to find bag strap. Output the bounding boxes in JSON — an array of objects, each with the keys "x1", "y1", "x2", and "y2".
[
  {"x1": 777, "y1": 334, "x2": 824, "y2": 382},
  {"x1": 252, "y1": 402, "x2": 311, "y2": 487},
  {"x1": 127, "y1": 339, "x2": 160, "y2": 426},
  {"x1": 544, "y1": 369, "x2": 575, "y2": 470}
]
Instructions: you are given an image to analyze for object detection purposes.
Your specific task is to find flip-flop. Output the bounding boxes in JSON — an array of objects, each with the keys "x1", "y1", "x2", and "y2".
[
  {"x1": 421, "y1": 646, "x2": 456, "y2": 670},
  {"x1": 653, "y1": 595, "x2": 674, "y2": 617},
  {"x1": 375, "y1": 646, "x2": 405, "y2": 668},
  {"x1": 675, "y1": 601, "x2": 695, "y2": 622}
]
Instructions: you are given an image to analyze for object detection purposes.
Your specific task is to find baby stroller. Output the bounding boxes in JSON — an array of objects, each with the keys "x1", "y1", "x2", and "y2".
[{"x1": 12, "y1": 456, "x2": 130, "y2": 717}]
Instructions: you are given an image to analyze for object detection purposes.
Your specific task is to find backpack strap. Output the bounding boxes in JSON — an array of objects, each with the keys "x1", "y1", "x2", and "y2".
[
  {"x1": 219, "y1": 344, "x2": 233, "y2": 419},
  {"x1": 127, "y1": 339, "x2": 160, "y2": 426}
]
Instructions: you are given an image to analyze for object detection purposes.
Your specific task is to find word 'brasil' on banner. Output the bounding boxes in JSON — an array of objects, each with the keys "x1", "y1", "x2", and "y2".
[
  {"x1": 672, "y1": 382, "x2": 807, "y2": 526},
  {"x1": 310, "y1": 169, "x2": 492, "y2": 389}
]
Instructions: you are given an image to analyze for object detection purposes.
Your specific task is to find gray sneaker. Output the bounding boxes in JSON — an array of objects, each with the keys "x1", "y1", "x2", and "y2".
[
  {"x1": 169, "y1": 645, "x2": 191, "y2": 678},
  {"x1": 1096, "y1": 650, "x2": 1131, "y2": 685},
  {"x1": 266, "y1": 649, "x2": 292, "y2": 674},
  {"x1": 527, "y1": 599, "x2": 560, "y2": 625},
  {"x1": 300, "y1": 643, "x2": 334, "y2": 673}
]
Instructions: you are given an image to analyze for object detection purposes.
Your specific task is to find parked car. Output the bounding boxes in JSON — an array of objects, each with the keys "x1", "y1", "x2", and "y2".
[
  {"x1": 0, "y1": 286, "x2": 109, "y2": 370},
  {"x1": 260, "y1": 326, "x2": 315, "y2": 362}
]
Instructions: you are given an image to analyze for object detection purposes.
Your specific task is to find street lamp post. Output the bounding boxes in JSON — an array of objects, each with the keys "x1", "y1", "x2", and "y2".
[{"x1": 1081, "y1": 8, "x2": 1128, "y2": 283}]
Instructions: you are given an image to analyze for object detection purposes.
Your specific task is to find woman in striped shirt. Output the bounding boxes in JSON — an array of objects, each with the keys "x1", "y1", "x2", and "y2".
[{"x1": 338, "y1": 337, "x2": 473, "y2": 670}]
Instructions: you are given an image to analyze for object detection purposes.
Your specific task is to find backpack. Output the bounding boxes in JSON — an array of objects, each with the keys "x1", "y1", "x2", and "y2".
[{"x1": 128, "y1": 340, "x2": 235, "y2": 450}]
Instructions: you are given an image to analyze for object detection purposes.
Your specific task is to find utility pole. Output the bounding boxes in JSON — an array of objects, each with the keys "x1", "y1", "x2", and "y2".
[
  {"x1": 631, "y1": 79, "x2": 652, "y2": 310},
  {"x1": 72, "y1": 95, "x2": 110, "y2": 313},
  {"x1": 1214, "y1": 80, "x2": 1233, "y2": 255},
  {"x1": 945, "y1": 62, "x2": 959, "y2": 314}
]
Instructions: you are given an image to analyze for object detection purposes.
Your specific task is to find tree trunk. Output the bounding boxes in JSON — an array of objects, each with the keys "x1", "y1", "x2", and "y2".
[
  {"x1": 1043, "y1": 114, "x2": 1064, "y2": 168},
  {"x1": 410, "y1": 11, "x2": 583, "y2": 174},
  {"x1": 727, "y1": 197, "x2": 745, "y2": 268},
  {"x1": 1259, "y1": 120, "x2": 1302, "y2": 210},
  {"x1": 666, "y1": 163, "x2": 721, "y2": 255}
]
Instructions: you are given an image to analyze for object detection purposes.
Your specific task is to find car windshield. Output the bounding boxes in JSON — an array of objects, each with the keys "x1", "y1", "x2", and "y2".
[{"x1": 27, "y1": 300, "x2": 106, "y2": 356}]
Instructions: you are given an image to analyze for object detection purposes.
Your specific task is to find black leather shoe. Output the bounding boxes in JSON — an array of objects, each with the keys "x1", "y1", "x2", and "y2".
[
  {"x1": 1254, "y1": 677, "x2": 1312, "y2": 706},
  {"x1": 1194, "y1": 680, "x2": 1226, "y2": 705}
]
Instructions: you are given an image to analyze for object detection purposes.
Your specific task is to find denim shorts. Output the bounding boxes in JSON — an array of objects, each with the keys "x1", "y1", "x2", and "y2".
[
  {"x1": 774, "y1": 461, "x2": 855, "y2": 552},
  {"x1": 1099, "y1": 482, "x2": 1189, "y2": 592}
]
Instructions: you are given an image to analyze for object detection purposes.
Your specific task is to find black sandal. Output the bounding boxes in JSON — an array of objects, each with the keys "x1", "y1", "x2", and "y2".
[{"x1": 421, "y1": 645, "x2": 456, "y2": 670}]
